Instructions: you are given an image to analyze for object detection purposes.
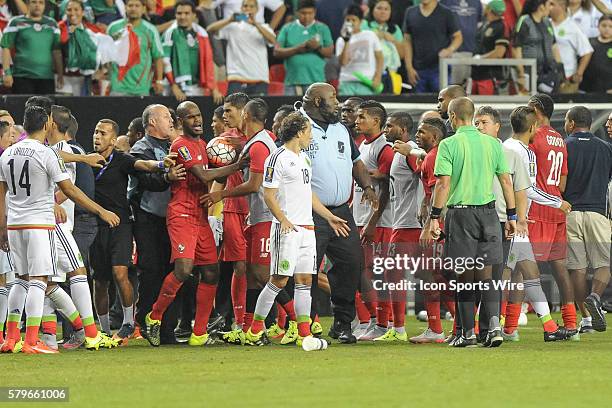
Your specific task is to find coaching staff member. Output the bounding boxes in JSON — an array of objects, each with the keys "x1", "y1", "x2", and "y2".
[
  {"x1": 429, "y1": 97, "x2": 519, "y2": 347},
  {"x1": 129, "y1": 104, "x2": 186, "y2": 344},
  {"x1": 299, "y1": 83, "x2": 378, "y2": 343}
]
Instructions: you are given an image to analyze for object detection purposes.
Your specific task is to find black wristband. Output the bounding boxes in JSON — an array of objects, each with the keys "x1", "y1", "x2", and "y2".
[
  {"x1": 430, "y1": 207, "x2": 442, "y2": 219},
  {"x1": 506, "y1": 208, "x2": 516, "y2": 218}
]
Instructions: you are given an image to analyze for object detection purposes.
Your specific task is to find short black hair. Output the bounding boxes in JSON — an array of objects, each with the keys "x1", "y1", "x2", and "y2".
[
  {"x1": 67, "y1": 0, "x2": 85, "y2": 10},
  {"x1": 168, "y1": 108, "x2": 178, "y2": 127},
  {"x1": 345, "y1": 4, "x2": 363, "y2": 19},
  {"x1": 244, "y1": 98, "x2": 268, "y2": 124},
  {"x1": 276, "y1": 104, "x2": 295, "y2": 116},
  {"x1": 25, "y1": 96, "x2": 53, "y2": 115},
  {"x1": 599, "y1": 14, "x2": 612, "y2": 25},
  {"x1": 129, "y1": 117, "x2": 144, "y2": 134},
  {"x1": 23, "y1": 105, "x2": 49, "y2": 134},
  {"x1": 98, "y1": 119, "x2": 120, "y2": 137},
  {"x1": 51, "y1": 105, "x2": 72, "y2": 133},
  {"x1": 297, "y1": 0, "x2": 316, "y2": 10},
  {"x1": 567, "y1": 106, "x2": 592, "y2": 128},
  {"x1": 389, "y1": 111, "x2": 413, "y2": 135},
  {"x1": 67, "y1": 114, "x2": 78, "y2": 139},
  {"x1": 528, "y1": 93, "x2": 554, "y2": 119},
  {"x1": 510, "y1": 106, "x2": 537, "y2": 134},
  {"x1": 214, "y1": 106, "x2": 225, "y2": 120},
  {"x1": 225, "y1": 92, "x2": 250, "y2": 110},
  {"x1": 175, "y1": 0, "x2": 196, "y2": 13},
  {"x1": 279, "y1": 112, "x2": 309, "y2": 143},
  {"x1": 475, "y1": 106, "x2": 502, "y2": 124},
  {"x1": 358, "y1": 100, "x2": 387, "y2": 128},
  {"x1": 343, "y1": 97, "x2": 364, "y2": 106},
  {"x1": 421, "y1": 117, "x2": 447, "y2": 140}
]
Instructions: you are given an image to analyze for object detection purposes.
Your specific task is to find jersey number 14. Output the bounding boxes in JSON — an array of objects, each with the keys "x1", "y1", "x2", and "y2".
[{"x1": 7, "y1": 159, "x2": 31, "y2": 196}]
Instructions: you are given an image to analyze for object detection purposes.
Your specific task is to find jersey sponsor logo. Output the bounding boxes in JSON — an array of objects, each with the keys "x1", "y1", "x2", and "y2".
[
  {"x1": 337, "y1": 141, "x2": 345, "y2": 154},
  {"x1": 265, "y1": 166, "x2": 274, "y2": 183},
  {"x1": 178, "y1": 146, "x2": 192, "y2": 161}
]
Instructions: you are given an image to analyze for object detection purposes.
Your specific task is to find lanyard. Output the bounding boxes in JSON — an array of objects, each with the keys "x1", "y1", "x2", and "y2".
[{"x1": 95, "y1": 152, "x2": 114, "y2": 181}]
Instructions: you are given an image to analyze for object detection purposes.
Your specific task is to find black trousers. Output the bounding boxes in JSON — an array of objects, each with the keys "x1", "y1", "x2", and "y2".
[
  {"x1": 133, "y1": 207, "x2": 177, "y2": 340},
  {"x1": 13, "y1": 77, "x2": 55, "y2": 95},
  {"x1": 313, "y1": 203, "x2": 362, "y2": 326}
]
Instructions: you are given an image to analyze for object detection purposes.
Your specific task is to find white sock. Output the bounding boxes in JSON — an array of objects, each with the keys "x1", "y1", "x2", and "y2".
[
  {"x1": 47, "y1": 286, "x2": 79, "y2": 325},
  {"x1": 523, "y1": 279, "x2": 551, "y2": 317},
  {"x1": 0, "y1": 286, "x2": 8, "y2": 332},
  {"x1": 7, "y1": 278, "x2": 28, "y2": 330},
  {"x1": 99, "y1": 313, "x2": 111, "y2": 334},
  {"x1": 25, "y1": 280, "x2": 47, "y2": 333},
  {"x1": 395, "y1": 326, "x2": 406, "y2": 335},
  {"x1": 254, "y1": 282, "x2": 281, "y2": 325},
  {"x1": 122, "y1": 304, "x2": 134, "y2": 326},
  {"x1": 582, "y1": 316, "x2": 592, "y2": 325},
  {"x1": 294, "y1": 284, "x2": 312, "y2": 327},
  {"x1": 69, "y1": 275, "x2": 95, "y2": 329}
]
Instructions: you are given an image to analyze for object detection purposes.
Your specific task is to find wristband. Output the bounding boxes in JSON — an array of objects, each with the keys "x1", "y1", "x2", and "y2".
[
  {"x1": 507, "y1": 215, "x2": 518, "y2": 221},
  {"x1": 430, "y1": 207, "x2": 442, "y2": 219},
  {"x1": 157, "y1": 160, "x2": 165, "y2": 170},
  {"x1": 506, "y1": 208, "x2": 516, "y2": 218}
]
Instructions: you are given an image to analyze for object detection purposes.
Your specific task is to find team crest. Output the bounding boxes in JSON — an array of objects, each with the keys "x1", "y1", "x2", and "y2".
[
  {"x1": 178, "y1": 146, "x2": 192, "y2": 161},
  {"x1": 265, "y1": 166, "x2": 274, "y2": 183},
  {"x1": 178, "y1": 244, "x2": 185, "y2": 253},
  {"x1": 280, "y1": 260, "x2": 290, "y2": 271},
  {"x1": 33, "y1": 23, "x2": 42, "y2": 31}
]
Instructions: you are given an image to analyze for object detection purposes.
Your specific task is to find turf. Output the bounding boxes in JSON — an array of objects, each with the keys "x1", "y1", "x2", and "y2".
[{"x1": 1, "y1": 314, "x2": 611, "y2": 408}]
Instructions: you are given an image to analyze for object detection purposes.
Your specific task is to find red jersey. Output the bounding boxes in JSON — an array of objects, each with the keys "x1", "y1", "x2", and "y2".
[
  {"x1": 354, "y1": 134, "x2": 366, "y2": 147},
  {"x1": 168, "y1": 135, "x2": 208, "y2": 223},
  {"x1": 220, "y1": 129, "x2": 248, "y2": 214},
  {"x1": 420, "y1": 145, "x2": 438, "y2": 197},
  {"x1": 529, "y1": 125, "x2": 568, "y2": 223}
]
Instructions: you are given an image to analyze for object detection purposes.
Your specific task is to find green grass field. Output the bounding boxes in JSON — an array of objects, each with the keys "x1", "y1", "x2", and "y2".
[{"x1": 1, "y1": 314, "x2": 611, "y2": 408}]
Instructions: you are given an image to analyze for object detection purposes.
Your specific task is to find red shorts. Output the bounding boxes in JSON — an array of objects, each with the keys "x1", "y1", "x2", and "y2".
[
  {"x1": 529, "y1": 221, "x2": 567, "y2": 261},
  {"x1": 220, "y1": 212, "x2": 247, "y2": 262},
  {"x1": 167, "y1": 218, "x2": 217, "y2": 266},
  {"x1": 244, "y1": 221, "x2": 272, "y2": 266},
  {"x1": 390, "y1": 228, "x2": 421, "y2": 244},
  {"x1": 472, "y1": 79, "x2": 495, "y2": 95}
]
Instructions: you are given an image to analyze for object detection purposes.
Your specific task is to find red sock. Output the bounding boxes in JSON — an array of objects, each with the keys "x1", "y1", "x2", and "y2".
[
  {"x1": 298, "y1": 321, "x2": 311, "y2": 337},
  {"x1": 362, "y1": 289, "x2": 378, "y2": 317},
  {"x1": 500, "y1": 300, "x2": 508, "y2": 317},
  {"x1": 444, "y1": 300, "x2": 456, "y2": 318},
  {"x1": 392, "y1": 301, "x2": 406, "y2": 329},
  {"x1": 426, "y1": 301, "x2": 443, "y2": 334},
  {"x1": 251, "y1": 319, "x2": 265, "y2": 334},
  {"x1": 452, "y1": 316, "x2": 457, "y2": 335},
  {"x1": 355, "y1": 292, "x2": 370, "y2": 323},
  {"x1": 376, "y1": 301, "x2": 391, "y2": 326},
  {"x1": 504, "y1": 303, "x2": 521, "y2": 334},
  {"x1": 25, "y1": 325, "x2": 40, "y2": 345},
  {"x1": 6, "y1": 320, "x2": 19, "y2": 342},
  {"x1": 192, "y1": 283, "x2": 217, "y2": 336},
  {"x1": 42, "y1": 320, "x2": 56, "y2": 336},
  {"x1": 243, "y1": 312, "x2": 253, "y2": 333},
  {"x1": 71, "y1": 316, "x2": 84, "y2": 332},
  {"x1": 280, "y1": 299, "x2": 297, "y2": 321},
  {"x1": 277, "y1": 304, "x2": 287, "y2": 328},
  {"x1": 474, "y1": 305, "x2": 479, "y2": 335},
  {"x1": 561, "y1": 303, "x2": 577, "y2": 330},
  {"x1": 231, "y1": 273, "x2": 247, "y2": 326},
  {"x1": 151, "y1": 273, "x2": 183, "y2": 321}
]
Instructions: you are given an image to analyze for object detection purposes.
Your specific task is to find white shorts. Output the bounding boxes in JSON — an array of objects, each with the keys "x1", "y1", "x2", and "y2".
[
  {"x1": 0, "y1": 251, "x2": 14, "y2": 283},
  {"x1": 54, "y1": 223, "x2": 85, "y2": 276},
  {"x1": 8, "y1": 229, "x2": 57, "y2": 277},
  {"x1": 507, "y1": 234, "x2": 536, "y2": 270},
  {"x1": 270, "y1": 224, "x2": 317, "y2": 277}
]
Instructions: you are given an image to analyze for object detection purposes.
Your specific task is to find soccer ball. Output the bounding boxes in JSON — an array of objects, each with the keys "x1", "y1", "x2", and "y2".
[
  {"x1": 417, "y1": 310, "x2": 428, "y2": 322},
  {"x1": 206, "y1": 137, "x2": 237, "y2": 167}
]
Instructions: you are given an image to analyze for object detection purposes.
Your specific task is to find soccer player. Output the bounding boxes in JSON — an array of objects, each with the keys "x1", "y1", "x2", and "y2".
[
  {"x1": 0, "y1": 121, "x2": 14, "y2": 347},
  {"x1": 90, "y1": 118, "x2": 176, "y2": 342},
  {"x1": 212, "y1": 106, "x2": 228, "y2": 139},
  {"x1": 371, "y1": 111, "x2": 420, "y2": 342},
  {"x1": 202, "y1": 98, "x2": 299, "y2": 345},
  {"x1": 351, "y1": 100, "x2": 394, "y2": 341},
  {"x1": 502, "y1": 106, "x2": 571, "y2": 342},
  {"x1": 245, "y1": 112, "x2": 349, "y2": 349},
  {"x1": 144, "y1": 101, "x2": 247, "y2": 347},
  {"x1": 0, "y1": 106, "x2": 120, "y2": 354},
  {"x1": 527, "y1": 94, "x2": 578, "y2": 335}
]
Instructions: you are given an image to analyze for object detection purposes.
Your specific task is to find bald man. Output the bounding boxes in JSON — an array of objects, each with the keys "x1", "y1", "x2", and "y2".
[
  {"x1": 429, "y1": 97, "x2": 519, "y2": 347},
  {"x1": 115, "y1": 136, "x2": 131, "y2": 153},
  {"x1": 437, "y1": 85, "x2": 467, "y2": 135}
]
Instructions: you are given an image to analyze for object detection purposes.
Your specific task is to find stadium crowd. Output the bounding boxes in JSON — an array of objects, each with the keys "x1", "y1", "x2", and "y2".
[
  {"x1": 0, "y1": 0, "x2": 610, "y2": 97},
  {"x1": 0, "y1": 85, "x2": 611, "y2": 353}
]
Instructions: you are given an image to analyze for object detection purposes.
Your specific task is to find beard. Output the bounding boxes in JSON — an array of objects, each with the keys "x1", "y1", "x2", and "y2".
[{"x1": 319, "y1": 100, "x2": 340, "y2": 124}]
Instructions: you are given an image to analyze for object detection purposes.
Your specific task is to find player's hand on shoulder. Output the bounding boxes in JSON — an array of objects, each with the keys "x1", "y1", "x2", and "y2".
[
  {"x1": 392, "y1": 140, "x2": 412, "y2": 157},
  {"x1": 101, "y1": 210, "x2": 120, "y2": 228},
  {"x1": 54, "y1": 204, "x2": 67, "y2": 224},
  {"x1": 85, "y1": 153, "x2": 106, "y2": 168},
  {"x1": 280, "y1": 218, "x2": 298, "y2": 234},
  {"x1": 167, "y1": 164, "x2": 186, "y2": 182}
]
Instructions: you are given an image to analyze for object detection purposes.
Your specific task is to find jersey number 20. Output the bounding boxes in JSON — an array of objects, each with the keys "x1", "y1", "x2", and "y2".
[
  {"x1": 7, "y1": 159, "x2": 31, "y2": 196},
  {"x1": 546, "y1": 151, "x2": 563, "y2": 186}
]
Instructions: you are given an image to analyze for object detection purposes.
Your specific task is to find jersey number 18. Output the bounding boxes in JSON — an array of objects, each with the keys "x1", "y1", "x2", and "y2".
[{"x1": 7, "y1": 159, "x2": 31, "y2": 196}]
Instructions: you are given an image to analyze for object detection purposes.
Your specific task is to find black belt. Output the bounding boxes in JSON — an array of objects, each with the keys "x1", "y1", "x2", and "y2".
[
  {"x1": 447, "y1": 201, "x2": 495, "y2": 210},
  {"x1": 325, "y1": 202, "x2": 349, "y2": 211}
]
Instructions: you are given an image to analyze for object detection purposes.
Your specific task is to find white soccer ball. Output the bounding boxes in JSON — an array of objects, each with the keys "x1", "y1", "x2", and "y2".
[
  {"x1": 417, "y1": 310, "x2": 428, "y2": 322},
  {"x1": 518, "y1": 312, "x2": 528, "y2": 326}
]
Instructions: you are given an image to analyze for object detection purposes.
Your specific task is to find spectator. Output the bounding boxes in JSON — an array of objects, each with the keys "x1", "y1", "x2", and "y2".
[
  {"x1": 581, "y1": 15, "x2": 612, "y2": 93},
  {"x1": 145, "y1": 0, "x2": 176, "y2": 33},
  {"x1": 513, "y1": 0, "x2": 562, "y2": 94},
  {"x1": 0, "y1": 110, "x2": 18, "y2": 150},
  {"x1": 568, "y1": 0, "x2": 611, "y2": 38},
  {"x1": 550, "y1": 0, "x2": 593, "y2": 90},
  {"x1": 315, "y1": 0, "x2": 355, "y2": 41},
  {"x1": 207, "y1": 0, "x2": 276, "y2": 96},
  {"x1": 362, "y1": 0, "x2": 405, "y2": 93},
  {"x1": 274, "y1": 0, "x2": 333, "y2": 96},
  {"x1": 389, "y1": 0, "x2": 412, "y2": 28},
  {"x1": 196, "y1": 0, "x2": 226, "y2": 68},
  {"x1": 59, "y1": 0, "x2": 95, "y2": 22},
  {"x1": 127, "y1": 116, "x2": 145, "y2": 146},
  {"x1": 403, "y1": 0, "x2": 462, "y2": 93},
  {"x1": 211, "y1": 0, "x2": 287, "y2": 30},
  {"x1": 162, "y1": 0, "x2": 223, "y2": 103},
  {"x1": 503, "y1": 0, "x2": 526, "y2": 37},
  {"x1": 1, "y1": 0, "x2": 63, "y2": 95},
  {"x1": 471, "y1": 0, "x2": 510, "y2": 95},
  {"x1": 89, "y1": 0, "x2": 121, "y2": 26},
  {"x1": 336, "y1": 5, "x2": 384, "y2": 95},
  {"x1": 0, "y1": 1, "x2": 27, "y2": 32},
  {"x1": 0, "y1": 110, "x2": 15, "y2": 153},
  {"x1": 107, "y1": 0, "x2": 164, "y2": 96},
  {"x1": 440, "y1": 0, "x2": 482, "y2": 85}
]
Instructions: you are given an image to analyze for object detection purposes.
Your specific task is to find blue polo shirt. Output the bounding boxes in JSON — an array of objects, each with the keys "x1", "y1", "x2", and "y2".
[
  {"x1": 564, "y1": 131, "x2": 612, "y2": 216},
  {"x1": 300, "y1": 109, "x2": 361, "y2": 207}
]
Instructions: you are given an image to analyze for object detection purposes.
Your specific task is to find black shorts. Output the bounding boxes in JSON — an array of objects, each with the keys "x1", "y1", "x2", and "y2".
[
  {"x1": 444, "y1": 204, "x2": 503, "y2": 267},
  {"x1": 91, "y1": 223, "x2": 133, "y2": 281}
]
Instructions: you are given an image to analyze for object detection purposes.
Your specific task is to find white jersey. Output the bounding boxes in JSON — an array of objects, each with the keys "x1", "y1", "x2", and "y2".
[
  {"x1": 52, "y1": 140, "x2": 78, "y2": 229},
  {"x1": 263, "y1": 147, "x2": 313, "y2": 226},
  {"x1": 0, "y1": 139, "x2": 70, "y2": 229},
  {"x1": 503, "y1": 137, "x2": 562, "y2": 211},
  {"x1": 389, "y1": 144, "x2": 423, "y2": 229},
  {"x1": 353, "y1": 135, "x2": 393, "y2": 227}
]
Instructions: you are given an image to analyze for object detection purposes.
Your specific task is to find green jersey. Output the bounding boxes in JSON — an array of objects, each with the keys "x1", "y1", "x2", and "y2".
[
  {"x1": 89, "y1": 0, "x2": 118, "y2": 16},
  {"x1": 276, "y1": 20, "x2": 332, "y2": 86},
  {"x1": 1, "y1": 16, "x2": 60, "y2": 80},
  {"x1": 107, "y1": 19, "x2": 163, "y2": 96},
  {"x1": 434, "y1": 125, "x2": 509, "y2": 206}
]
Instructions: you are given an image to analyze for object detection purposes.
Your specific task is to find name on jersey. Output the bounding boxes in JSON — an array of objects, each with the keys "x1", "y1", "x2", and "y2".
[
  {"x1": 8, "y1": 147, "x2": 36, "y2": 158},
  {"x1": 546, "y1": 135, "x2": 564, "y2": 147},
  {"x1": 302, "y1": 140, "x2": 319, "y2": 160}
]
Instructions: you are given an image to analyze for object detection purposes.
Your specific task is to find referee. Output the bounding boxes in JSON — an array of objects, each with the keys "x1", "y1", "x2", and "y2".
[
  {"x1": 429, "y1": 97, "x2": 517, "y2": 347},
  {"x1": 299, "y1": 83, "x2": 378, "y2": 344}
]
